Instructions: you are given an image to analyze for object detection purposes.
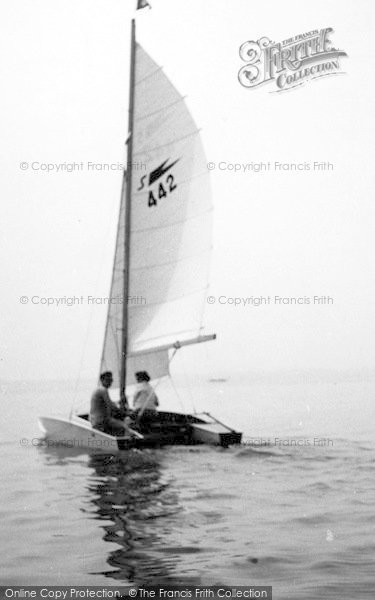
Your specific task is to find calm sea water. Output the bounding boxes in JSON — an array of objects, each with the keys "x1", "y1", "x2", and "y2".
[{"x1": 1, "y1": 371, "x2": 375, "y2": 598}]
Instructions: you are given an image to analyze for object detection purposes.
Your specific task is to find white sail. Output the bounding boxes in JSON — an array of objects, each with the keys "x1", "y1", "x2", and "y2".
[{"x1": 101, "y1": 43, "x2": 213, "y2": 387}]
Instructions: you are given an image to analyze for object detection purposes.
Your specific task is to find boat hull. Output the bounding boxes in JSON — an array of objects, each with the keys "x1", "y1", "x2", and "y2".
[
  {"x1": 191, "y1": 423, "x2": 242, "y2": 447},
  {"x1": 38, "y1": 416, "x2": 122, "y2": 452},
  {"x1": 38, "y1": 411, "x2": 242, "y2": 453}
]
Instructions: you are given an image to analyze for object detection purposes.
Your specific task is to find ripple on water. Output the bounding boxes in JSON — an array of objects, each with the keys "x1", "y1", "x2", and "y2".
[
  {"x1": 3, "y1": 407, "x2": 375, "y2": 593},
  {"x1": 234, "y1": 447, "x2": 284, "y2": 459}
]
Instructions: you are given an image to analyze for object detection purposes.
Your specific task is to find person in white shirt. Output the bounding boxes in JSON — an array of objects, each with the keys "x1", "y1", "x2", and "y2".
[{"x1": 133, "y1": 371, "x2": 159, "y2": 429}]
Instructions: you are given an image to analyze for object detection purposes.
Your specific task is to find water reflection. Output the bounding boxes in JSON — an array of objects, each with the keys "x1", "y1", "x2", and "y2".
[
  {"x1": 87, "y1": 450, "x2": 186, "y2": 584},
  {"x1": 37, "y1": 444, "x2": 204, "y2": 585}
]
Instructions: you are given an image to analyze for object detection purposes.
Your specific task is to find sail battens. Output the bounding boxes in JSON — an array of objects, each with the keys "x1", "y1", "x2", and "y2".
[
  {"x1": 129, "y1": 247, "x2": 212, "y2": 272},
  {"x1": 135, "y1": 97, "x2": 186, "y2": 122},
  {"x1": 131, "y1": 207, "x2": 212, "y2": 234},
  {"x1": 135, "y1": 66, "x2": 163, "y2": 86},
  {"x1": 133, "y1": 129, "x2": 200, "y2": 157},
  {"x1": 100, "y1": 42, "x2": 213, "y2": 389},
  {"x1": 128, "y1": 286, "x2": 210, "y2": 310}
]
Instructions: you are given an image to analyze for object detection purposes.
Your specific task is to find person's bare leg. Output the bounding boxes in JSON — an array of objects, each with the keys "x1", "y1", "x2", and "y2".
[{"x1": 107, "y1": 417, "x2": 125, "y2": 436}]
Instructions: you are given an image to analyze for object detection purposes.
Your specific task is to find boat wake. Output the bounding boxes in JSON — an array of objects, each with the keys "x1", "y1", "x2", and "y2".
[{"x1": 234, "y1": 446, "x2": 284, "y2": 459}]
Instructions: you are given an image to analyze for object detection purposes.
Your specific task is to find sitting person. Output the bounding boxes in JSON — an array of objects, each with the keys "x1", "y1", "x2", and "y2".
[
  {"x1": 133, "y1": 371, "x2": 159, "y2": 430},
  {"x1": 90, "y1": 371, "x2": 127, "y2": 436}
]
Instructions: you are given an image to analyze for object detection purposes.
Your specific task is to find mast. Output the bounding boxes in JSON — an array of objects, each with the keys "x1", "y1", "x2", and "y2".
[{"x1": 120, "y1": 18, "x2": 136, "y2": 401}]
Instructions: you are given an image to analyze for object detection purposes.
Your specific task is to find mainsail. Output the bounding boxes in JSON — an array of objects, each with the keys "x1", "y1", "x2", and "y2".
[{"x1": 100, "y1": 37, "x2": 214, "y2": 388}]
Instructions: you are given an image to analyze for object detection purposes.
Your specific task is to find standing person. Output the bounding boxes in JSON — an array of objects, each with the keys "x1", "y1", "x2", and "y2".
[
  {"x1": 90, "y1": 371, "x2": 127, "y2": 436},
  {"x1": 133, "y1": 371, "x2": 159, "y2": 429}
]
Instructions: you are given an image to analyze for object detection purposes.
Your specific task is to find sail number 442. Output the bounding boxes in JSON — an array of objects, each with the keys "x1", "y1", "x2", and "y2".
[
  {"x1": 144, "y1": 175, "x2": 177, "y2": 207},
  {"x1": 137, "y1": 157, "x2": 179, "y2": 207}
]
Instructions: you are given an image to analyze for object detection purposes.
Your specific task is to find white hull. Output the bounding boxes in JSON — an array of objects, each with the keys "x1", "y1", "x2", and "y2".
[{"x1": 38, "y1": 415, "x2": 124, "y2": 453}]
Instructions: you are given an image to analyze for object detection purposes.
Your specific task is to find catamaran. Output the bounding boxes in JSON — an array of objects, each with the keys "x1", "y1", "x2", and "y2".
[{"x1": 38, "y1": 5, "x2": 242, "y2": 452}]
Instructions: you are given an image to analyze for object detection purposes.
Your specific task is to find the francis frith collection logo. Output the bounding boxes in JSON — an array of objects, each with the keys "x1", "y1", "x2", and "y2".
[{"x1": 238, "y1": 27, "x2": 347, "y2": 92}]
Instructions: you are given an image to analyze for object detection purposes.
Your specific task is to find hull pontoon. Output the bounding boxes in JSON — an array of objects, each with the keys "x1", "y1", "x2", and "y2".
[{"x1": 38, "y1": 411, "x2": 242, "y2": 453}]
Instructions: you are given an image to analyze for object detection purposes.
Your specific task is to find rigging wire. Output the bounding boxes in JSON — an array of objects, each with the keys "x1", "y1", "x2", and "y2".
[
  {"x1": 69, "y1": 306, "x2": 96, "y2": 420},
  {"x1": 164, "y1": 346, "x2": 187, "y2": 412},
  {"x1": 178, "y1": 346, "x2": 197, "y2": 414},
  {"x1": 169, "y1": 374, "x2": 187, "y2": 414},
  {"x1": 70, "y1": 183, "x2": 122, "y2": 419}
]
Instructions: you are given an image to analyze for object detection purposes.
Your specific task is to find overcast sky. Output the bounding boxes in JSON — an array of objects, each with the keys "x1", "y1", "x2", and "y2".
[{"x1": 1, "y1": 0, "x2": 374, "y2": 381}]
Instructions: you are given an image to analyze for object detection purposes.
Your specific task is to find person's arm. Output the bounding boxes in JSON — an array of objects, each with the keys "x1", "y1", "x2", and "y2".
[
  {"x1": 119, "y1": 395, "x2": 129, "y2": 417},
  {"x1": 90, "y1": 391, "x2": 106, "y2": 426},
  {"x1": 109, "y1": 399, "x2": 126, "y2": 420}
]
